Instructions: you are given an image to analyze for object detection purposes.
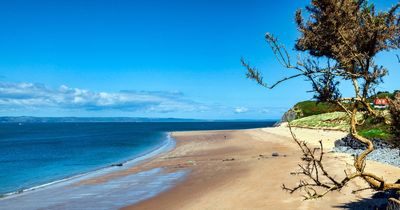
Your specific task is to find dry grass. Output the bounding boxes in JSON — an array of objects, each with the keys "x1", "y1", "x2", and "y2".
[{"x1": 290, "y1": 111, "x2": 361, "y2": 131}]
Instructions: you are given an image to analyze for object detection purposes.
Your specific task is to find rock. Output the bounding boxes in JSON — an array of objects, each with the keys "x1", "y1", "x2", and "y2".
[
  {"x1": 175, "y1": 164, "x2": 185, "y2": 168},
  {"x1": 334, "y1": 138, "x2": 347, "y2": 147},
  {"x1": 222, "y1": 158, "x2": 235, "y2": 161},
  {"x1": 333, "y1": 136, "x2": 400, "y2": 167},
  {"x1": 111, "y1": 163, "x2": 123, "y2": 167},
  {"x1": 388, "y1": 198, "x2": 400, "y2": 210},
  {"x1": 258, "y1": 154, "x2": 269, "y2": 160},
  {"x1": 272, "y1": 152, "x2": 279, "y2": 157},
  {"x1": 280, "y1": 109, "x2": 297, "y2": 123},
  {"x1": 334, "y1": 135, "x2": 393, "y2": 150}
]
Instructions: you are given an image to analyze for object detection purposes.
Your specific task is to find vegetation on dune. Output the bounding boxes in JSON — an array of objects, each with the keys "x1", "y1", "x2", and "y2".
[
  {"x1": 290, "y1": 111, "x2": 393, "y2": 140},
  {"x1": 357, "y1": 110, "x2": 394, "y2": 140},
  {"x1": 289, "y1": 89, "x2": 400, "y2": 141},
  {"x1": 292, "y1": 101, "x2": 342, "y2": 118},
  {"x1": 293, "y1": 89, "x2": 399, "y2": 119},
  {"x1": 243, "y1": 0, "x2": 400, "y2": 205},
  {"x1": 290, "y1": 111, "x2": 351, "y2": 130},
  {"x1": 358, "y1": 128, "x2": 392, "y2": 140}
]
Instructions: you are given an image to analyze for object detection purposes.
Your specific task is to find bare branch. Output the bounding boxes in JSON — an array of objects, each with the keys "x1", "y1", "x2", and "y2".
[{"x1": 243, "y1": 0, "x2": 400, "y2": 205}]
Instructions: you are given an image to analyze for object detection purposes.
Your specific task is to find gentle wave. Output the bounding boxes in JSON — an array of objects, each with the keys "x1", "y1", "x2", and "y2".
[{"x1": 0, "y1": 133, "x2": 175, "y2": 199}]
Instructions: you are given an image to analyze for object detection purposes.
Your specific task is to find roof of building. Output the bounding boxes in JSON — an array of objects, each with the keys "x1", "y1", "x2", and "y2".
[{"x1": 374, "y1": 98, "x2": 389, "y2": 105}]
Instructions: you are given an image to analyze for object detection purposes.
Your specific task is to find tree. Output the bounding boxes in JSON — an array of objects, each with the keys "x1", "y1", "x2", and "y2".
[{"x1": 243, "y1": 0, "x2": 400, "y2": 205}]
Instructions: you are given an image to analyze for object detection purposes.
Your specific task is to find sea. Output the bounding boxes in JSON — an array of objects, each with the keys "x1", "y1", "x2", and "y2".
[{"x1": 0, "y1": 121, "x2": 275, "y2": 199}]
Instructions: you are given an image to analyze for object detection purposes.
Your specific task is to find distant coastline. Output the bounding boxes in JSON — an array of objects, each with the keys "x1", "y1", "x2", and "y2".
[{"x1": 0, "y1": 116, "x2": 277, "y2": 123}]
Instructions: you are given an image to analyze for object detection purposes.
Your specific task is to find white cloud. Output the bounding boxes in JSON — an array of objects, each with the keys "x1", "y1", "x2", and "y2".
[
  {"x1": 234, "y1": 107, "x2": 249, "y2": 114},
  {"x1": 0, "y1": 82, "x2": 204, "y2": 113},
  {"x1": 261, "y1": 109, "x2": 270, "y2": 113}
]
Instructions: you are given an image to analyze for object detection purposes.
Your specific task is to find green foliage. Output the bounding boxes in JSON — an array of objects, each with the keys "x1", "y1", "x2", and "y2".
[
  {"x1": 358, "y1": 128, "x2": 392, "y2": 140},
  {"x1": 293, "y1": 101, "x2": 342, "y2": 118},
  {"x1": 375, "y1": 91, "x2": 394, "y2": 99},
  {"x1": 356, "y1": 112, "x2": 392, "y2": 140}
]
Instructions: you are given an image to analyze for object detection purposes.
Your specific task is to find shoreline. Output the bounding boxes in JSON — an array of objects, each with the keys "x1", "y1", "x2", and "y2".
[
  {"x1": 1, "y1": 126, "x2": 399, "y2": 209},
  {"x1": 0, "y1": 120, "x2": 272, "y2": 198},
  {"x1": 0, "y1": 133, "x2": 176, "y2": 199}
]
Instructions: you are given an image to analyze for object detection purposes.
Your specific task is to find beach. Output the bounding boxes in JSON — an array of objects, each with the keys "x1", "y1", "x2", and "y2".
[
  {"x1": 120, "y1": 126, "x2": 400, "y2": 209},
  {"x1": 61, "y1": 124, "x2": 389, "y2": 209},
  {"x1": 2, "y1": 125, "x2": 400, "y2": 209}
]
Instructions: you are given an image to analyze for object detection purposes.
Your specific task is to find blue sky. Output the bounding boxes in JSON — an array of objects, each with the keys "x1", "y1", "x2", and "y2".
[{"x1": 0, "y1": 0, "x2": 399, "y2": 119}]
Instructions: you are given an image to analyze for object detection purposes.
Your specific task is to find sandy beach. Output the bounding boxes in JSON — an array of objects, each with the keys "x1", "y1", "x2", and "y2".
[
  {"x1": 73, "y1": 125, "x2": 399, "y2": 209},
  {"x1": 1, "y1": 125, "x2": 400, "y2": 209}
]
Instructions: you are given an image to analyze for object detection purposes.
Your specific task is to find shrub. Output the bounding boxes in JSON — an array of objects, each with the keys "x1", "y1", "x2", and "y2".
[
  {"x1": 293, "y1": 101, "x2": 342, "y2": 118},
  {"x1": 389, "y1": 93, "x2": 400, "y2": 139}
]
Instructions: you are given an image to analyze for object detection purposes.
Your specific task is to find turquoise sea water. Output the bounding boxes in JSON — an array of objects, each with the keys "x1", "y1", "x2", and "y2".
[{"x1": 0, "y1": 121, "x2": 275, "y2": 196}]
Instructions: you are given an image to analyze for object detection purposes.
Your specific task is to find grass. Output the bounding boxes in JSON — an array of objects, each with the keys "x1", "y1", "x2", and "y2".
[
  {"x1": 290, "y1": 111, "x2": 393, "y2": 140},
  {"x1": 358, "y1": 128, "x2": 393, "y2": 140},
  {"x1": 289, "y1": 99, "x2": 396, "y2": 141},
  {"x1": 290, "y1": 111, "x2": 352, "y2": 131},
  {"x1": 294, "y1": 101, "x2": 342, "y2": 118},
  {"x1": 357, "y1": 111, "x2": 393, "y2": 140}
]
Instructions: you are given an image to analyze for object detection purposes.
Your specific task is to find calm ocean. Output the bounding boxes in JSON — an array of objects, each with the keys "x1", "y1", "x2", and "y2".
[{"x1": 0, "y1": 121, "x2": 275, "y2": 196}]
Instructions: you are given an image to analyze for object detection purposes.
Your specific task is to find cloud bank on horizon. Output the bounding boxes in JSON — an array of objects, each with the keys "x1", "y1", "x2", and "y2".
[
  {"x1": 0, "y1": 82, "x2": 287, "y2": 119},
  {"x1": 0, "y1": 82, "x2": 205, "y2": 112},
  {"x1": 234, "y1": 107, "x2": 249, "y2": 114}
]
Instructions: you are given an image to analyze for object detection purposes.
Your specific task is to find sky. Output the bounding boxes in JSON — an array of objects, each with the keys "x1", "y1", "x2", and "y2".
[{"x1": 0, "y1": 0, "x2": 399, "y2": 120}]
